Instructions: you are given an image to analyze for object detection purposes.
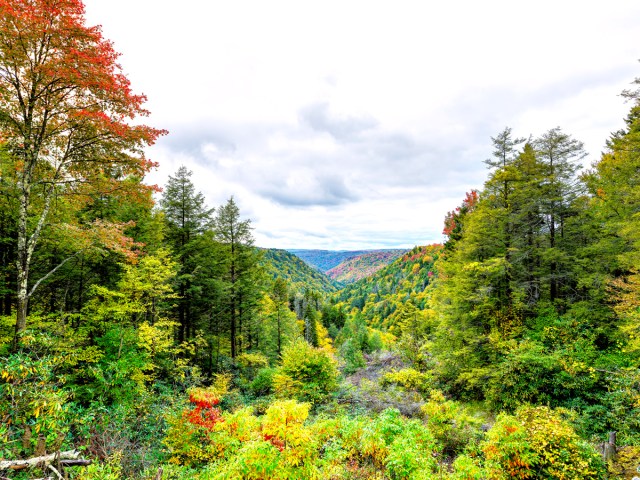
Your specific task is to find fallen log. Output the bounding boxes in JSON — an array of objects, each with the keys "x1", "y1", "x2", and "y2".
[{"x1": 0, "y1": 450, "x2": 90, "y2": 471}]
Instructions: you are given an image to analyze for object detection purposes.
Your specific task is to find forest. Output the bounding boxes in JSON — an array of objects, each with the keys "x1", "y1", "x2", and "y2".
[{"x1": 1, "y1": 1, "x2": 640, "y2": 479}]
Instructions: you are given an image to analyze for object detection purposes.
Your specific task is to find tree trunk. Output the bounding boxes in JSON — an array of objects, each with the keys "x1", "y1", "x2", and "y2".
[{"x1": 15, "y1": 263, "x2": 29, "y2": 339}]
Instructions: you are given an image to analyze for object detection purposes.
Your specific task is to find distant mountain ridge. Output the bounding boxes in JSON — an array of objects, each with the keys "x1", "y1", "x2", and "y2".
[
  {"x1": 326, "y1": 250, "x2": 407, "y2": 284},
  {"x1": 288, "y1": 249, "x2": 407, "y2": 273},
  {"x1": 260, "y1": 248, "x2": 338, "y2": 293}
]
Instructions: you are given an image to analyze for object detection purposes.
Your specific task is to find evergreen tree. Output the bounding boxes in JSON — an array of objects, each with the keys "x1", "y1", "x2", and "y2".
[
  {"x1": 214, "y1": 196, "x2": 263, "y2": 359},
  {"x1": 160, "y1": 166, "x2": 214, "y2": 342},
  {"x1": 271, "y1": 278, "x2": 291, "y2": 356},
  {"x1": 533, "y1": 127, "x2": 586, "y2": 304},
  {"x1": 433, "y1": 127, "x2": 590, "y2": 399}
]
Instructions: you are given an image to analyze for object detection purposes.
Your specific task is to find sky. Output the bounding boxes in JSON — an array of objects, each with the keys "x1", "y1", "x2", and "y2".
[{"x1": 83, "y1": 0, "x2": 640, "y2": 250}]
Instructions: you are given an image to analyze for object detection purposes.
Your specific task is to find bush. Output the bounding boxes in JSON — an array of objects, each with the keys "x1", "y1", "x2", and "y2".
[
  {"x1": 450, "y1": 454, "x2": 486, "y2": 480},
  {"x1": 421, "y1": 390, "x2": 483, "y2": 457},
  {"x1": 382, "y1": 368, "x2": 432, "y2": 394},
  {"x1": 340, "y1": 338, "x2": 366, "y2": 374},
  {"x1": 0, "y1": 351, "x2": 72, "y2": 458},
  {"x1": 483, "y1": 405, "x2": 606, "y2": 479},
  {"x1": 273, "y1": 339, "x2": 339, "y2": 404},
  {"x1": 250, "y1": 367, "x2": 276, "y2": 397}
]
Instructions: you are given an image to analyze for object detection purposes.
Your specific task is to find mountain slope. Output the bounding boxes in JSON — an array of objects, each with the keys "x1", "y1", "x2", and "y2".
[
  {"x1": 260, "y1": 248, "x2": 338, "y2": 293},
  {"x1": 333, "y1": 245, "x2": 443, "y2": 329},
  {"x1": 289, "y1": 249, "x2": 407, "y2": 273},
  {"x1": 326, "y1": 250, "x2": 407, "y2": 284}
]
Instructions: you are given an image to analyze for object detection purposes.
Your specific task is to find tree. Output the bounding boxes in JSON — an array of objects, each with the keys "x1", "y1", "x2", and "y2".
[
  {"x1": 433, "y1": 128, "x2": 589, "y2": 399},
  {"x1": 0, "y1": 0, "x2": 165, "y2": 339},
  {"x1": 270, "y1": 277, "x2": 290, "y2": 356},
  {"x1": 160, "y1": 166, "x2": 214, "y2": 342},
  {"x1": 213, "y1": 196, "x2": 262, "y2": 359},
  {"x1": 534, "y1": 127, "x2": 586, "y2": 302}
]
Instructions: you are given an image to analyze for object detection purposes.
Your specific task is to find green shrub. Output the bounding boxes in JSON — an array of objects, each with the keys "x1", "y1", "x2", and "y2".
[
  {"x1": 385, "y1": 421, "x2": 437, "y2": 479},
  {"x1": 450, "y1": 454, "x2": 486, "y2": 480},
  {"x1": 250, "y1": 367, "x2": 276, "y2": 397},
  {"x1": 0, "y1": 351, "x2": 72, "y2": 458},
  {"x1": 273, "y1": 339, "x2": 339, "y2": 404},
  {"x1": 340, "y1": 337, "x2": 366, "y2": 374},
  {"x1": 421, "y1": 390, "x2": 482, "y2": 456},
  {"x1": 483, "y1": 405, "x2": 606, "y2": 479}
]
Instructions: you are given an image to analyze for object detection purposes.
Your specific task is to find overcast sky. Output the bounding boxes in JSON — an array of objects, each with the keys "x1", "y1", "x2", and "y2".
[{"x1": 83, "y1": 0, "x2": 640, "y2": 250}]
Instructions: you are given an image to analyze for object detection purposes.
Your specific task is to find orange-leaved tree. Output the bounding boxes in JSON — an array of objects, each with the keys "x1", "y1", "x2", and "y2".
[{"x1": 0, "y1": 0, "x2": 165, "y2": 339}]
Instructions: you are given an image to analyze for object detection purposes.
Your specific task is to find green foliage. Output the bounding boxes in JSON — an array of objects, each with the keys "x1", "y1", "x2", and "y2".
[
  {"x1": 421, "y1": 390, "x2": 483, "y2": 457},
  {"x1": 0, "y1": 350, "x2": 71, "y2": 457},
  {"x1": 261, "y1": 248, "x2": 338, "y2": 294},
  {"x1": 250, "y1": 367, "x2": 277, "y2": 397},
  {"x1": 340, "y1": 338, "x2": 366, "y2": 374},
  {"x1": 450, "y1": 455, "x2": 486, "y2": 480},
  {"x1": 326, "y1": 250, "x2": 407, "y2": 285},
  {"x1": 333, "y1": 245, "x2": 442, "y2": 330},
  {"x1": 76, "y1": 452, "x2": 123, "y2": 480},
  {"x1": 483, "y1": 406, "x2": 606, "y2": 480},
  {"x1": 273, "y1": 339, "x2": 339, "y2": 404},
  {"x1": 85, "y1": 326, "x2": 151, "y2": 405}
]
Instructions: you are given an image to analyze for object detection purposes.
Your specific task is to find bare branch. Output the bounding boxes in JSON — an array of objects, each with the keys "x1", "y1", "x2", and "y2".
[{"x1": 28, "y1": 251, "x2": 81, "y2": 298}]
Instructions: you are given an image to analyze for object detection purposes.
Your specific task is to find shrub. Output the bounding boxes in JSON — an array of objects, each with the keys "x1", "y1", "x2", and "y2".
[
  {"x1": 483, "y1": 405, "x2": 606, "y2": 479},
  {"x1": 340, "y1": 338, "x2": 366, "y2": 374},
  {"x1": 0, "y1": 351, "x2": 72, "y2": 458},
  {"x1": 421, "y1": 390, "x2": 482, "y2": 457},
  {"x1": 382, "y1": 368, "x2": 432, "y2": 393},
  {"x1": 450, "y1": 454, "x2": 486, "y2": 480},
  {"x1": 250, "y1": 367, "x2": 276, "y2": 397},
  {"x1": 273, "y1": 339, "x2": 339, "y2": 404},
  {"x1": 163, "y1": 385, "x2": 227, "y2": 466},
  {"x1": 385, "y1": 420, "x2": 437, "y2": 479}
]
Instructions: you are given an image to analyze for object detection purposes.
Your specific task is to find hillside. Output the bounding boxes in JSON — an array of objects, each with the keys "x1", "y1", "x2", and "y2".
[
  {"x1": 260, "y1": 248, "x2": 338, "y2": 293},
  {"x1": 289, "y1": 248, "x2": 406, "y2": 272},
  {"x1": 333, "y1": 245, "x2": 442, "y2": 329},
  {"x1": 287, "y1": 249, "x2": 372, "y2": 271},
  {"x1": 326, "y1": 250, "x2": 407, "y2": 284}
]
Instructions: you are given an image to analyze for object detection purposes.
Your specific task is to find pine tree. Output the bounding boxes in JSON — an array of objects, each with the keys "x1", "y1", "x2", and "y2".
[
  {"x1": 213, "y1": 197, "x2": 263, "y2": 359},
  {"x1": 160, "y1": 166, "x2": 214, "y2": 342},
  {"x1": 533, "y1": 127, "x2": 586, "y2": 304},
  {"x1": 271, "y1": 278, "x2": 290, "y2": 356}
]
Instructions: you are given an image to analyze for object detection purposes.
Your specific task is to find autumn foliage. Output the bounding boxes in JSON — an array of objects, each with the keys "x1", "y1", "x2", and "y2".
[{"x1": 0, "y1": 0, "x2": 166, "y2": 335}]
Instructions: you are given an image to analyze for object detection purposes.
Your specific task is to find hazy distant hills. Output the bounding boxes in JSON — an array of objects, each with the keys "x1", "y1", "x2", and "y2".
[
  {"x1": 288, "y1": 249, "x2": 407, "y2": 274},
  {"x1": 260, "y1": 248, "x2": 338, "y2": 293},
  {"x1": 262, "y1": 248, "x2": 411, "y2": 294},
  {"x1": 325, "y1": 250, "x2": 407, "y2": 284}
]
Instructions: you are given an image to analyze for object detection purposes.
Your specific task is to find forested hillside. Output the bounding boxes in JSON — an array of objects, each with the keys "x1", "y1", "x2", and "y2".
[
  {"x1": 325, "y1": 250, "x2": 408, "y2": 284},
  {"x1": 333, "y1": 245, "x2": 441, "y2": 329},
  {"x1": 1, "y1": 2, "x2": 639, "y2": 479},
  {"x1": 288, "y1": 249, "x2": 375, "y2": 271},
  {"x1": 260, "y1": 248, "x2": 338, "y2": 294},
  {"x1": 289, "y1": 249, "x2": 405, "y2": 273}
]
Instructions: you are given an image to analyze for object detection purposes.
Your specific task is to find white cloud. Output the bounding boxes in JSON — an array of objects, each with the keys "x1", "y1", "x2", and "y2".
[{"x1": 84, "y1": 0, "x2": 640, "y2": 249}]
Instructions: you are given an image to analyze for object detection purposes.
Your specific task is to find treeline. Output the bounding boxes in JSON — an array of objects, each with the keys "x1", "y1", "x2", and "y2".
[
  {"x1": 260, "y1": 248, "x2": 338, "y2": 294},
  {"x1": 401, "y1": 113, "x2": 640, "y2": 442},
  {"x1": 0, "y1": 164, "x2": 337, "y2": 366}
]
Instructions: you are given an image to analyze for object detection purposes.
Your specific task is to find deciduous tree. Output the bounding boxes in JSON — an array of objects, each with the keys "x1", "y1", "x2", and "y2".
[{"x1": 0, "y1": 0, "x2": 165, "y2": 339}]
